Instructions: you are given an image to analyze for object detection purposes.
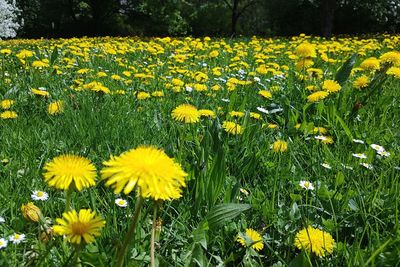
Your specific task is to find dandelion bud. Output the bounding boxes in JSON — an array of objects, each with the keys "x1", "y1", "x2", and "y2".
[{"x1": 21, "y1": 202, "x2": 42, "y2": 222}]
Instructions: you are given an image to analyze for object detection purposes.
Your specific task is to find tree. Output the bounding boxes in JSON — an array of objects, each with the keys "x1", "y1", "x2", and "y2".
[
  {"x1": 221, "y1": 0, "x2": 259, "y2": 35},
  {"x1": 0, "y1": 0, "x2": 20, "y2": 38}
]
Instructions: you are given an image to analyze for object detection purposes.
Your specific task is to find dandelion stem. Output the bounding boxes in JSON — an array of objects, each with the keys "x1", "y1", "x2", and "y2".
[
  {"x1": 115, "y1": 196, "x2": 144, "y2": 267},
  {"x1": 65, "y1": 188, "x2": 73, "y2": 212},
  {"x1": 150, "y1": 203, "x2": 159, "y2": 267}
]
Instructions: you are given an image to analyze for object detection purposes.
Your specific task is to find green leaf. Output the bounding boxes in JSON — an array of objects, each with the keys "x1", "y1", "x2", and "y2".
[
  {"x1": 335, "y1": 171, "x2": 345, "y2": 187},
  {"x1": 335, "y1": 54, "x2": 357, "y2": 86},
  {"x1": 335, "y1": 113, "x2": 353, "y2": 140},
  {"x1": 50, "y1": 46, "x2": 59, "y2": 65},
  {"x1": 205, "y1": 203, "x2": 251, "y2": 229},
  {"x1": 288, "y1": 252, "x2": 312, "y2": 267}
]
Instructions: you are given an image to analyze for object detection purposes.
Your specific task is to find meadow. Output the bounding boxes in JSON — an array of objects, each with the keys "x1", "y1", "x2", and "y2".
[{"x1": 0, "y1": 35, "x2": 399, "y2": 266}]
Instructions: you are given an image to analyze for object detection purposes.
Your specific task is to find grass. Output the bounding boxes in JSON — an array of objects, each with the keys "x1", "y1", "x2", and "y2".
[{"x1": 0, "y1": 35, "x2": 399, "y2": 266}]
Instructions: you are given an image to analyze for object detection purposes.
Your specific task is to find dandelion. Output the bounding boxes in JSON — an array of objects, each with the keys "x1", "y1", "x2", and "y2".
[
  {"x1": 115, "y1": 198, "x2": 128, "y2": 208},
  {"x1": 299, "y1": 181, "x2": 314, "y2": 190},
  {"x1": 222, "y1": 121, "x2": 244, "y2": 135},
  {"x1": 31, "y1": 190, "x2": 49, "y2": 201},
  {"x1": 48, "y1": 101, "x2": 64, "y2": 115},
  {"x1": 295, "y1": 226, "x2": 335, "y2": 257},
  {"x1": 9, "y1": 233, "x2": 26, "y2": 244},
  {"x1": 53, "y1": 209, "x2": 105, "y2": 244},
  {"x1": 272, "y1": 140, "x2": 288, "y2": 153},
  {"x1": 236, "y1": 228, "x2": 264, "y2": 251},
  {"x1": 101, "y1": 146, "x2": 187, "y2": 200},
  {"x1": 322, "y1": 80, "x2": 341, "y2": 93},
  {"x1": 43, "y1": 154, "x2": 97, "y2": 191},
  {"x1": 259, "y1": 90, "x2": 272, "y2": 99},
  {"x1": 199, "y1": 109, "x2": 216, "y2": 118},
  {"x1": 352, "y1": 153, "x2": 367, "y2": 159},
  {"x1": 229, "y1": 111, "x2": 245, "y2": 118},
  {"x1": 0, "y1": 111, "x2": 17, "y2": 119},
  {"x1": 171, "y1": 104, "x2": 200, "y2": 123},
  {"x1": 360, "y1": 57, "x2": 380, "y2": 71},
  {"x1": 21, "y1": 202, "x2": 42, "y2": 222},
  {"x1": 295, "y1": 43, "x2": 316, "y2": 58},
  {"x1": 387, "y1": 67, "x2": 400, "y2": 78},
  {"x1": 353, "y1": 75, "x2": 369, "y2": 89},
  {"x1": 307, "y1": 91, "x2": 329, "y2": 102},
  {"x1": 0, "y1": 238, "x2": 7, "y2": 249},
  {"x1": 136, "y1": 92, "x2": 151, "y2": 100},
  {"x1": 31, "y1": 88, "x2": 49, "y2": 97},
  {"x1": 380, "y1": 51, "x2": 400, "y2": 66},
  {"x1": 0, "y1": 99, "x2": 15, "y2": 109}
]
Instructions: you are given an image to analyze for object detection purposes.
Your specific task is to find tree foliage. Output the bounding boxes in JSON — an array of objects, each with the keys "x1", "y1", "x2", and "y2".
[
  {"x1": 0, "y1": 0, "x2": 20, "y2": 38},
  {"x1": 13, "y1": 0, "x2": 400, "y2": 38}
]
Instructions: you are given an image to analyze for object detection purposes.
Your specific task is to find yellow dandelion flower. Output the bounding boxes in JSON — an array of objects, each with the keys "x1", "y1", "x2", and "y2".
[
  {"x1": 295, "y1": 226, "x2": 335, "y2": 257},
  {"x1": 136, "y1": 92, "x2": 151, "y2": 100},
  {"x1": 380, "y1": 51, "x2": 400, "y2": 66},
  {"x1": 222, "y1": 121, "x2": 244, "y2": 135},
  {"x1": 387, "y1": 67, "x2": 400, "y2": 79},
  {"x1": 259, "y1": 90, "x2": 272, "y2": 99},
  {"x1": 31, "y1": 88, "x2": 49, "y2": 97},
  {"x1": 272, "y1": 140, "x2": 288, "y2": 153},
  {"x1": 353, "y1": 75, "x2": 370, "y2": 89},
  {"x1": 171, "y1": 104, "x2": 200, "y2": 123},
  {"x1": 312, "y1": 127, "x2": 327, "y2": 134},
  {"x1": 101, "y1": 146, "x2": 187, "y2": 200},
  {"x1": 236, "y1": 228, "x2": 264, "y2": 251},
  {"x1": 322, "y1": 80, "x2": 341, "y2": 93},
  {"x1": 199, "y1": 109, "x2": 216, "y2": 118},
  {"x1": 296, "y1": 59, "x2": 314, "y2": 69},
  {"x1": 295, "y1": 43, "x2": 316, "y2": 58},
  {"x1": 250, "y1": 112, "x2": 261, "y2": 120},
  {"x1": 43, "y1": 155, "x2": 97, "y2": 191},
  {"x1": 307, "y1": 91, "x2": 329, "y2": 102},
  {"x1": 229, "y1": 111, "x2": 245, "y2": 118},
  {"x1": 53, "y1": 209, "x2": 105, "y2": 245},
  {"x1": 21, "y1": 202, "x2": 42, "y2": 222},
  {"x1": 48, "y1": 101, "x2": 64, "y2": 115},
  {"x1": 1, "y1": 99, "x2": 15, "y2": 110},
  {"x1": 0, "y1": 111, "x2": 17, "y2": 119},
  {"x1": 360, "y1": 57, "x2": 380, "y2": 71}
]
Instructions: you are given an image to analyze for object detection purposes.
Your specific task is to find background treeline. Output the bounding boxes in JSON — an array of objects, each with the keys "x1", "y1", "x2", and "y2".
[{"x1": 16, "y1": 0, "x2": 400, "y2": 38}]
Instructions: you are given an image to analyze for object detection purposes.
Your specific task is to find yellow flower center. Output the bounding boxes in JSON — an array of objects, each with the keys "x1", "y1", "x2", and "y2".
[
  {"x1": 304, "y1": 182, "x2": 310, "y2": 188},
  {"x1": 37, "y1": 191, "x2": 44, "y2": 197},
  {"x1": 72, "y1": 222, "x2": 90, "y2": 235}
]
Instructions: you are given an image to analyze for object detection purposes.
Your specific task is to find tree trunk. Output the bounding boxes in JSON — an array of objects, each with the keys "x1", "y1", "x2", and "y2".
[
  {"x1": 321, "y1": 0, "x2": 335, "y2": 38},
  {"x1": 231, "y1": 0, "x2": 239, "y2": 36}
]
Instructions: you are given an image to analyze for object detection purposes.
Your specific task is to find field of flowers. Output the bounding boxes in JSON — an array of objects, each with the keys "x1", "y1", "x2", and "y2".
[{"x1": 0, "y1": 35, "x2": 399, "y2": 266}]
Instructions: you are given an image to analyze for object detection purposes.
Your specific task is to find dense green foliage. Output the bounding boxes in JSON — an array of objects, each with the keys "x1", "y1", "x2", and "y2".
[{"x1": 14, "y1": 0, "x2": 400, "y2": 38}]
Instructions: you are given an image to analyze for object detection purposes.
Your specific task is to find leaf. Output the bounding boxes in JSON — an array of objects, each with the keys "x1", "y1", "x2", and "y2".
[
  {"x1": 335, "y1": 113, "x2": 353, "y2": 141},
  {"x1": 335, "y1": 54, "x2": 357, "y2": 86},
  {"x1": 205, "y1": 203, "x2": 251, "y2": 229},
  {"x1": 335, "y1": 171, "x2": 345, "y2": 187},
  {"x1": 288, "y1": 252, "x2": 312, "y2": 267},
  {"x1": 50, "y1": 46, "x2": 59, "y2": 65}
]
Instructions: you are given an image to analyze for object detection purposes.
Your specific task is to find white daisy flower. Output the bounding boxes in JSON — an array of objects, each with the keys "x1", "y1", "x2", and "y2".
[
  {"x1": 299, "y1": 180, "x2": 315, "y2": 190},
  {"x1": 221, "y1": 98, "x2": 230, "y2": 103},
  {"x1": 361, "y1": 163, "x2": 373, "y2": 169},
  {"x1": 315, "y1": 135, "x2": 327, "y2": 141},
  {"x1": 254, "y1": 77, "x2": 261, "y2": 82},
  {"x1": 0, "y1": 217, "x2": 5, "y2": 223},
  {"x1": 185, "y1": 86, "x2": 193, "y2": 92},
  {"x1": 341, "y1": 163, "x2": 354, "y2": 170},
  {"x1": 115, "y1": 198, "x2": 128, "y2": 208},
  {"x1": 31, "y1": 190, "x2": 49, "y2": 201},
  {"x1": 353, "y1": 139, "x2": 365, "y2": 144},
  {"x1": 0, "y1": 238, "x2": 8, "y2": 249},
  {"x1": 370, "y1": 144, "x2": 385, "y2": 152},
  {"x1": 321, "y1": 163, "x2": 332, "y2": 169},
  {"x1": 377, "y1": 150, "x2": 391, "y2": 157},
  {"x1": 352, "y1": 153, "x2": 367, "y2": 159},
  {"x1": 256, "y1": 107, "x2": 269, "y2": 114},
  {"x1": 9, "y1": 233, "x2": 25, "y2": 244},
  {"x1": 239, "y1": 188, "x2": 249, "y2": 196}
]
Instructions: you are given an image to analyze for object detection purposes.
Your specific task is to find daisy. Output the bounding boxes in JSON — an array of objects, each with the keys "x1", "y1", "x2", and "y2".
[
  {"x1": 370, "y1": 144, "x2": 385, "y2": 152},
  {"x1": 0, "y1": 217, "x2": 5, "y2": 223},
  {"x1": 353, "y1": 139, "x2": 365, "y2": 144},
  {"x1": 352, "y1": 153, "x2": 367, "y2": 159},
  {"x1": 256, "y1": 107, "x2": 269, "y2": 114},
  {"x1": 0, "y1": 238, "x2": 7, "y2": 249},
  {"x1": 377, "y1": 150, "x2": 391, "y2": 157},
  {"x1": 315, "y1": 135, "x2": 327, "y2": 141},
  {"x1": 31, "y1": 190, "x2": 49, "y2": 201},
  {"x1": 9, "y1": 233, "x2": 26, "y2": 244},
  {"x1": 115, "y1": 198, "x2": 128, "y2": 208},
  {"x1": 299, "y1": 180, "x2": 315, "y2": 190},
  {"x1": 361, "y1": 163, "x2": 373, "y2": 169},
  {"x1": 321, "y1": 163, "x2": 332, "y2": 169}
]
